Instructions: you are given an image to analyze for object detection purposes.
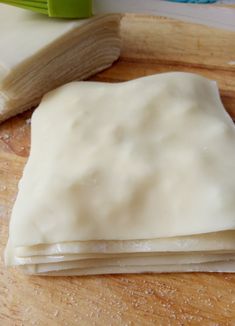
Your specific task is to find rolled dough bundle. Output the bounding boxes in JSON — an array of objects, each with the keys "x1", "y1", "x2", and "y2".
[
  {"x1": 0, "y1": 5, "x2": 121, "y2": 122},
  {"x1": 5, "y1": 72, "x2": 235, "y2": 275}
]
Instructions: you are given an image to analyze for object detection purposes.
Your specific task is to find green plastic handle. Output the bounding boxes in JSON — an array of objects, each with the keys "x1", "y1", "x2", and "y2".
[
  {"x1": 0, "y1": 0, "x2": 49, "y2": 15},
  {"x1": 48, "y1": 0, "x2": 93, "y2": 18},
  {"x1": 0, "y1": 0, "x2": 93, "y2": 18}
]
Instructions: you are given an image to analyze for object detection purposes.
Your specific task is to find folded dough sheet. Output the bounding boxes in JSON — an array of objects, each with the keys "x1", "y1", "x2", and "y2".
[
  {"x1": 5, "y1": 72, "x2": 235, "y2": 275},
  {"x1": 0, "y1": 4, "x2": 121, "y2": 122}
]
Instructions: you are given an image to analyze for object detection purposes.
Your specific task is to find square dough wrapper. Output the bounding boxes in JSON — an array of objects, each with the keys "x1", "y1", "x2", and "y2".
[
  {"x1": 0, "y1": 5, "x2": 121, "y2": 122},
  {"x1": 5, "y1": 72, "x2": 235, "y2": 274}
]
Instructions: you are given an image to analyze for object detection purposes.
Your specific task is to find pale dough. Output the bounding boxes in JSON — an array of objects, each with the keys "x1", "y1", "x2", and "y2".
[
  {"x1": 25, "y1": 261, "x2": 235, "y2": 276},
  {"x1": 9, "y1": 72, "x2": 235, "y2": 245},
  {"x1": 14, "y1": 231, "x2": 235, "y2": 257},
  {"x1": 0, "y1": 4, "x2": 121, "y2": 122},
  {"x1": 5, "y1": 72, "x2": 235, "y2": 274}
]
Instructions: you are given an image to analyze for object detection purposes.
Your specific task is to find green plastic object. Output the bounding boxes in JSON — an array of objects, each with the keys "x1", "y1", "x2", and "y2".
[{"x1": 0, "y1": 0, "x2": 93, "y2": 18}]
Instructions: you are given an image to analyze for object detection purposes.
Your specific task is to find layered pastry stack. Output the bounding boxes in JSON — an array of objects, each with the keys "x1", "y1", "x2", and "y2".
[
  {"x1": 0, "y1": 4, "x2": 121, "y2": 122},
  {"x1": 5, "y1": 72, "x2": 235, "y2": 275}
]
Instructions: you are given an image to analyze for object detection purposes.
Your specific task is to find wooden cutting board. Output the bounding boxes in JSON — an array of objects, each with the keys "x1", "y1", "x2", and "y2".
[{"x1": 1, "y1": 13, "x2": 235, "y2": 326}]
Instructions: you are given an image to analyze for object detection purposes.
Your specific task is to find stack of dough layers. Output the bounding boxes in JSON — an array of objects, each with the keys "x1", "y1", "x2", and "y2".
[
  {"x1": 5, "y1": 72, "x2": 235, "y2": 275},
  {"x1": 0, "y1": 4, "x2": 121, "y2": 123}
]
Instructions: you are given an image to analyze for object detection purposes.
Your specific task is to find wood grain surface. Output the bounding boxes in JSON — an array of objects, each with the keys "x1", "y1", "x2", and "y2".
[{"x1": 1, "y1": 13, "x2": 235, "y2": 326}]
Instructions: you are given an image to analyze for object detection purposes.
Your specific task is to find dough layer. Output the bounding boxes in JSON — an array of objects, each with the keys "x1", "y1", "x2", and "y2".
[
  {"x1": 5, "y1": 72, "x2": 235, "y2": 275},
  {"x1": 0, "y1": 5, "x2": 121, "y2": 122}
]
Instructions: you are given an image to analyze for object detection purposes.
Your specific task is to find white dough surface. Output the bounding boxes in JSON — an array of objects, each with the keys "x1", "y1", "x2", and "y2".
[
  {"x1": 8, "y1": 72, "x2": 235, "y2": 246},
  {"x1": 5, "y1": 72, "x2": 235, "y2": 274}
]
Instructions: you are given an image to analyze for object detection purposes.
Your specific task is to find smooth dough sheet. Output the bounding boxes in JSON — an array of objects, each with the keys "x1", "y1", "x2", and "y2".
[
  {"x1": 7, "y1": 73, "x2": 235, "y2": 246},
  {"x1": 0, "y1": 4, "x2": 121, "y2": 122},
  {"x1": 10, "y1": 251, "x2": 235, "y2": 266},
  {"x1": 5, "y1": 72, "x2": 235, "y2": 274},
  {"x1": 11, "y1": 231, "x2": 235, "y2": 258},
  {"x1": 21, "y1": 261, "x2": 235, "y2": 276},
  {"x1": 16, "y1": 253, "x2": 235, "y2": 273}
]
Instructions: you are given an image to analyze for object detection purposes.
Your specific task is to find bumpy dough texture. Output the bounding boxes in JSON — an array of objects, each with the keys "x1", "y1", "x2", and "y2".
[{"x1": 7, "y1": 72, "x2": 235, "y2": 249}]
